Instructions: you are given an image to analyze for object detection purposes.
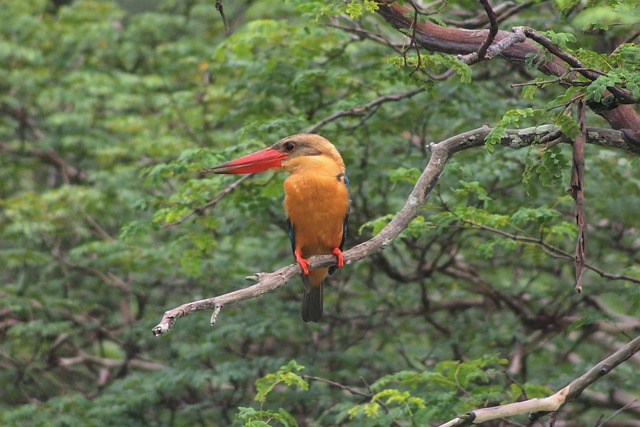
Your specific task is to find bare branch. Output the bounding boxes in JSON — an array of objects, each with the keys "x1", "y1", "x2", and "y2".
[
  {"x1": 458, "y1": 26, "x2": 526, "y2": 64},
  {"x1": 306, "y1": 88, "x2": 425, "y2": 133},
  {"x1": 303, "y1": 375, "x2": 371, "y2": 398},
  {"x1": 438, "y1": 334, "x2": 640, "y2": 426},
  {"x1": 475, "y1": 0, "x2": 499, "y2": 61},
  {"x1": 215, "y1": 0, "x2": 229, "y2": 32},
  {"x1": 0, "y1": 143, "x2": 85, "y2": 184},
  {"x1": 163, "y1": 174, "x2": 252, "y2": 228},
  {"x1": 517, "y1": 26, "x2": 639, "y2": 105},
  {"x1": 152, "y1": 124, "x2": 631, "y2": 336},
  {"x1": 569, "y1": 99, "x2": 587, "y2": 293},
  {"x1": 444, "y1": 2, "x2": 534, "y2": 28},
  {"x1": 461, "y1": 219, "x2": 640, "y2": 285},
  {"x1": 374, "y1": 1, "x2": 640, "y2": 131}
]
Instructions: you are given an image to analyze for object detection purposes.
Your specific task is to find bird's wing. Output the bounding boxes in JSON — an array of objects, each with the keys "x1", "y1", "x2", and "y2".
[
  {"x1": 330, "y1": 173, "x2": 350, "y2": 275},
  {"x1": 287, "y1": 218, "x2": 296, "y2": 256},
  {"x1": 338, "y1": 172, "x2": 350, "y2": 252}
]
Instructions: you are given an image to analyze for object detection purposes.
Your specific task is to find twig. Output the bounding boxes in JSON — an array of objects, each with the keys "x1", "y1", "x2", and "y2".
[
  {"x1": 621, "y1": 30, "x2": 640, "y2": 45},
  {"x1": 569, "y1": 99, "x2": 587, "y2": 293},
  {"x1": 438, "y1": 334, "x2": 640, "y2": 426},
  {"x1": 461, "y1": 219, "x2": 640, "y2": 285},
  {"x1": 0, "y1": 143, "x2": 85, "y2": 184},
  {"x1": 306, "y1": 88, "x2": 425, "y2": 133},
  {"x1": 475, "y1": 0, "x2": 499, "y2": 61},
  {"x1": 152, "y1": 125, "x2": 630, "y2": 336},
  {"x1": 163, "y1": 174, "x2": 252, "y2": 228},
  {"x1": 303, "y1": 375, "x2": 371, "y2": 398},
  {"x1": 444, "y1": 2, "x2": 534, "y2": 28},
  {"x1": 215, "y1": 0, "x2": 229, "y2": 32}
]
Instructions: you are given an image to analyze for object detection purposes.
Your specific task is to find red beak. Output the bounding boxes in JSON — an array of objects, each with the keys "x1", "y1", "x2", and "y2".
[{"x1": 206, "y1": 147, "x2": 288, "y2": 174}]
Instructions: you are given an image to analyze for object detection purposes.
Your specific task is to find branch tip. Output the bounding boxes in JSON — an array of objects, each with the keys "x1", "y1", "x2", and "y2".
[{"x1": 152, "y1": 322, "x2": 171, "y2": 336}]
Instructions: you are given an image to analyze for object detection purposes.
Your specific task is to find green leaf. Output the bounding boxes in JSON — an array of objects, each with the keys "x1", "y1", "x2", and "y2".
[
  {"x1": 388, "y1": 166, "x2": 421, "y2": 184},
  {"x1": 345, "y1": 2, "x2": 363, "y2": 19}
]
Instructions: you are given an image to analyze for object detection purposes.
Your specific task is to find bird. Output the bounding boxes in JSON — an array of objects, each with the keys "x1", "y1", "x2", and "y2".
[{"x1": 208, "y1": 134, "x2": 350, "y2": 322}]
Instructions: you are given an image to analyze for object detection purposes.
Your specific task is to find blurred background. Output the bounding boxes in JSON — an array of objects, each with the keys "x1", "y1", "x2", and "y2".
[{"x1": 1, "y1": 0, "x2": 638, "y2": 425}]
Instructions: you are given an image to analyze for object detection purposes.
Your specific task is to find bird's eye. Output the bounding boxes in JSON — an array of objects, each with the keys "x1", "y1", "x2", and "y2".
[{"x1": 284, "y1": 142, "x2": 296, "y2": 152}]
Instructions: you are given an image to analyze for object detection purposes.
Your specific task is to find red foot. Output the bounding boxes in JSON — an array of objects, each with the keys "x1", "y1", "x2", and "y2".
[
  {"x1": 332, "y1": 248, "x2": 344, "y2": 268},
  {"x1": 294, "y1": 249, "x2": 310, "y2": 275}
]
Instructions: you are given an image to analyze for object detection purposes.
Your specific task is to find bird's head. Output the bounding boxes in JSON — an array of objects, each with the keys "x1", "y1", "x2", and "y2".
[{"x1": 207, "y1": 134, "x2": 344, "y2": 174}]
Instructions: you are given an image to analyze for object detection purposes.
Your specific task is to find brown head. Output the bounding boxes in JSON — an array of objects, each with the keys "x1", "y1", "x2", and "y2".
[{"x1": 207, "y1": 133, "x2": 344, "y2": 175}]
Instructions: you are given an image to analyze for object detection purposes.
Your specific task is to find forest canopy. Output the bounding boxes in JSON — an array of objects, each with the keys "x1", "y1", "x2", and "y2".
[{"x1": 1, "y1": 0, "x2": 639, "y2": 426}]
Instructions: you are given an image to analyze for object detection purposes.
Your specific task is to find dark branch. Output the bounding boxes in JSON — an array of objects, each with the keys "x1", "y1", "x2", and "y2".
[
  {"x1": 475, "y1": 0, "x2": 499, "y2": 62},
  {"x1": 163, "y1": 174, "x2": 252, "y2": 228},
  {"x1": 569, "y1": 99, "x2": 587, "y2": 293},
  {"x1": 518, "y1": 27, "x2": 639, "y2": 105},
  {"x1": 374, "y1": 1, "x2": 640, "y2": 131},
  {"x1": 215, "y1": 0, "x2": 229, "y2": 32},
  {"x1": 306, "y1": 88, "x2": 425, "y2": 133}
]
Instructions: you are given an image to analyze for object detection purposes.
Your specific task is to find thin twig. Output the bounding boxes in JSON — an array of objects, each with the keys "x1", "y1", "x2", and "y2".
[
  {"x1": 569, "y1": 99, "x2": 587, "y2": 293},
  {"x1": 461, "y1": 219, "x2": 640, "y2": 285},
  {"x1": 215, "y1": 0, "x2": 229, "y2": 32},
  {"x1": 303, "y1": 375, "x2": 371, "y2": 398},
  {"x1": 163, "y1": 174, "x2": 252, "y2": 228},
  {"x1": 475, "y1": 0, "x2": 499, "y2": 61},
  {"x1": 306, "y1": 88, "x2": 425, "y2": 133}
]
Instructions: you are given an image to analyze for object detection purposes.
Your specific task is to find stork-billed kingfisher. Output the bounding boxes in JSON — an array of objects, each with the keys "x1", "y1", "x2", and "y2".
[{"x1": 209, "y1": 134, "x2": 350, "y2": 322}]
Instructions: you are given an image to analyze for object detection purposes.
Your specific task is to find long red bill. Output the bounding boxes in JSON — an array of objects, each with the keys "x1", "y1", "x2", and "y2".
[{"x1": 206, "y1": 147, "x2": 288, "y2": 174}]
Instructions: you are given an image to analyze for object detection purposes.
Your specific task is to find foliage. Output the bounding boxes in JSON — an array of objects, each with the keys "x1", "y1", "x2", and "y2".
[{"x1": 0, "y1": 0, "x2": 638, "y2": 426}]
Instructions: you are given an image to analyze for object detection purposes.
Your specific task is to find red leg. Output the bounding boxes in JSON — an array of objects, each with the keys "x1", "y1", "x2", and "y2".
[
  {"x1": 331, "y1": 247, "x2": 344, "y2": 268},
  {"x1": 294, "y1": 248, "x2": 310, "y2": 275}
]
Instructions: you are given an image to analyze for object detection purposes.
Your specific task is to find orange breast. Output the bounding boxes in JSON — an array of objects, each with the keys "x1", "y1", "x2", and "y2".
[{"x1": 284, "y1": 173, "x2": 349, "y2": 285}]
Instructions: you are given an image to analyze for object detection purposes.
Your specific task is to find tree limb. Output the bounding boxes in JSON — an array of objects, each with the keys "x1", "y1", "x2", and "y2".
[
  {"x1": 518, "y1": 26, "x2": 639, "y2": 105},
  {"x1": 306, "y1": 88, "x2": 425, "y2": 133},
  {"x1": 163, "y1": 174, "x2": 252, "y2": 228},
  {"x1": 474, "y1": 0, "x2": 499, "y2": 62},
  {"x1": 0, "y1": 143, "x2": 85, "y2": 184},
  {"x1": 374, "y1": 1, "x2": 640, "y2": 131},
  {"x1": 438, "y1": 334, "x2": 640, "y2": 426},
  {"x1": 570, "y1": 99, "x2": 587, "y2": 293},
  {"x1": 461, "y1": 219, "x2": 640, "y2": 285},
  {"x1": 152, "y1": 125, "x2": 631, "y2": 336}
]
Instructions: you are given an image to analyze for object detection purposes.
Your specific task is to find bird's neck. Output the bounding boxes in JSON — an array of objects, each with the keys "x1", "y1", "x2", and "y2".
[{"x1": 283, "y1": 156, "x2": 345, "y2": 177}]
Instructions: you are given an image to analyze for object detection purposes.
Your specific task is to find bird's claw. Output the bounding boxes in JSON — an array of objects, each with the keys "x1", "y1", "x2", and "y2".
[
  {"x1": 294, "y1": 249, "x2": 311, "y2": 275},
  {"x1": 332, "y1": 248, "x2": 344, "y2": 268}
]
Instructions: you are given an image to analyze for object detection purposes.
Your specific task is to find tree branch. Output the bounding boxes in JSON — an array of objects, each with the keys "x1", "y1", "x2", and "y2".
[
  {"x1": 570, "y1": 99, "x2": 587, "y2": 292},
  {"x1": 474, "y1": 0, "x2": 499, "y2": 62},
  {"x1": 306, "y1": 88, "x2": 425, "y2": 133},
  {"x1": 518, "y1": 26, "x2": 639, "y2": 105},
  {"x1": 374, "y1": 1, "x2": 640, "y2": 131},
  {"x1": 438, "y1": 334, "x2": 640, "y2": 426},
  {"x1": 163, "y1": 174, "x2": 252, "y2": 228},
  {"x1": 0, "y1": 143, "x2": 85, "y2": 184},
  {"x1": 152, "y1": 125, "x2": 630, "y2": 336},
  {"x1": 461, "y1": 219, "x2": 640, "y2": 285}
]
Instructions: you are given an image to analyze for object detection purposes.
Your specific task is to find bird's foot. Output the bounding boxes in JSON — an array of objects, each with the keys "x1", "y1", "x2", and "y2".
[
  {"x1": 332, "y1": 247, "x2": 344, "y2": 268},
  {"x1": 294, "y1": 249, "x2": 310, "y2": 275}
]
